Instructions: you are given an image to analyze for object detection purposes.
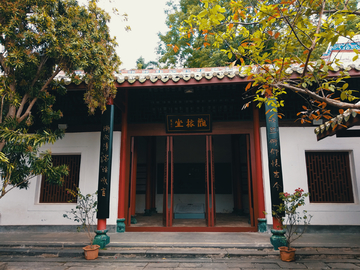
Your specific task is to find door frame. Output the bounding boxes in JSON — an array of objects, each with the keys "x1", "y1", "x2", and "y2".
[{"x1": 125, "y1": 121, "x2": 259, "y2": 232}]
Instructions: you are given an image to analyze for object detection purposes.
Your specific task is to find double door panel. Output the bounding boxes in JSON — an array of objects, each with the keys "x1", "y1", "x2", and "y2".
[{"x1": 163, "y1": 135, "x2": 215, "y2": 227}]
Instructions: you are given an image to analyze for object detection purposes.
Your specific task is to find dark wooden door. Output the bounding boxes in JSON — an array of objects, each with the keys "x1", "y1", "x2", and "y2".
[
  {"x1": 205, "y1": 135, "x2": 216, "y2": 227},
  {"x1": 128, "y1": 137, "x2": 138, "y2": 226}
]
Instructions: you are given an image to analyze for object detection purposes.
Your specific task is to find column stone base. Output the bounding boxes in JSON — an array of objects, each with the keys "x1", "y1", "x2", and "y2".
[
  {"x1": 116, "y1": 218, "x2": 126, "y2": 233},
  {"x1": 257, "y1": 218, "x2": 267, "y2": 233},
  {"x1": 144, "y1": 209, "x2": 152, "y2": 216},
  {"x1": 270, "y1": 229, "x2": 287, "y2": 250},
  {"x1": 131, "y1": 215, "x2": 138, "y2": 224},
  {"x1": 93, "y1": 229, "x2": 110, "y2": 249}
]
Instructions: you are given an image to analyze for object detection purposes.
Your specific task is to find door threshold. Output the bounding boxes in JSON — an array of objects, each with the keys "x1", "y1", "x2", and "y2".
[{"x1": 125, "y1": 226, "x2": 257, "y2": 232}]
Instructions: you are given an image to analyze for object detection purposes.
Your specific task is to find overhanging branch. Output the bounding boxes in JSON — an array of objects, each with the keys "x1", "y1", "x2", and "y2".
[{"x1": 272, "y1": 82, "x2": 360, "y2": 110}]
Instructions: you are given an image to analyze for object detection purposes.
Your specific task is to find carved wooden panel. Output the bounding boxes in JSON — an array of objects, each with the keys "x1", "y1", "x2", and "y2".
[
  {"x1": 40, "y1": 155, "x2": 81, "y2": 203},
  {"x1": 306, "y1": 152, "x2": 354, "y2": 203}
]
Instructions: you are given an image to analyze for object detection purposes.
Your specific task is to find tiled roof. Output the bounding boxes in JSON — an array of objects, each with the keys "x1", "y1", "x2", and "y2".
[{"x1": 55, "y1": 64, "x2": 360, "y2": 86}]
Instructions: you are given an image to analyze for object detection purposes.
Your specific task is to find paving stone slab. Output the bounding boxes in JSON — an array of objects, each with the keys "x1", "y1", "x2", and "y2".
[
  {"x1": 192, "y1": 262, "x2": 229, "y2": 269},
  {"x1": 277, "y1": 261, "x2": 307, "y2": 268},
  {"x1": 327, "y1": 262, "x2": 360, "y2": 268},
  {"x1": 252, "y1": 263, "x2": 281, "y2": 269},
  {"x1": 6, "y1": 262, "x2": 66, "y2": 270},
  {"x1": 225, "y1": 262, "x2": 257, "y2": 268},
  {"x1": 301, "y1": 262, "x2": 330, "y2": 269},
  {"x1": 146, "y1": 262, "x2": 180, "y2": 268},
  {"x1": 143, "y1": 268, "x2": 174, "y2": 270},
  {"x1": 0, "y1": 262, "x2": 7, "y2": 270},
  {"x1": 178, "y1": 263, "x2": 203, "y2": 268}
]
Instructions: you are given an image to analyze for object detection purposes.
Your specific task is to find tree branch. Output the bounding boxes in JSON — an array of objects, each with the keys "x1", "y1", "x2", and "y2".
[
  {"x1": 0, "y1": 175, "x2": 33, "y2": 200},
  {"x1": 322, "y1": 9, "x2": 360, "y2": 15},
  {"x1": 301, "y1": 0, "x2": 325, "y2": 78},
  {"x1": 30, "y1": 56, "x2": 49, "y2": 88},
  {"x1": 273, "y1": 82, "x2": 360, "y2": 110},
  {"x1": 16, "y1": 93, "x2": 29, "y2": 119},
  {"x1": 0, "y1": 94, "x2": 5, "y2": 124},
  {"x1": 280, "y1": 12, "x2": 309, "y2": 51},
  {"x1": 17, "y1": 66, "x2": 62, "y2": 123},
  {"x1": 0, "y1": 52, "x2": 9, "y2": 75}
]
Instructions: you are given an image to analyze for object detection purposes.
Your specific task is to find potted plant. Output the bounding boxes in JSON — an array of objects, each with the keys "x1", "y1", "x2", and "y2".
[
  {"x1": 63, "y1": 188, "x2": 100, "y2": 260},
  {"x1": 273, "y1": 188, "x2": 312, "y2": 262}
]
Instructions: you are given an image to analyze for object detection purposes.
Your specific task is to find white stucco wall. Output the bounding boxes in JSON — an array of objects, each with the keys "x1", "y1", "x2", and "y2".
[
  {"x1": 2, "y1": 127, "x2": 360, "y2": 227},
  {"x1": 261, "y1": 126, "x2": 360, "y2": 226},
  {"x1": 0, "y1": 132, "x2": 120, "y2": 226}
]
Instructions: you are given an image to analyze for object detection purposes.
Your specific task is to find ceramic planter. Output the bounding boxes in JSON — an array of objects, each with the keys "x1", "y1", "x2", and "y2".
[
  {"x1": 278, "y1": 246, "x2": 296, "y2": 262},
  {"x1": 83, "y1": 244, "x2": 100, "y2": 260}
]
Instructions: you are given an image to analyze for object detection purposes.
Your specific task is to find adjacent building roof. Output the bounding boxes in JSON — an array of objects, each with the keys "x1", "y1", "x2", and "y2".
[{"x1": 315, "y1": 108, "x2": 360, "y2": 141}]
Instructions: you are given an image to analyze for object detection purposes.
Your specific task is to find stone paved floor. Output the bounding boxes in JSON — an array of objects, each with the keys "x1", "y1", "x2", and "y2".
[{"x1": 1, "y1": 256, "x2": 360, "y2": 270}]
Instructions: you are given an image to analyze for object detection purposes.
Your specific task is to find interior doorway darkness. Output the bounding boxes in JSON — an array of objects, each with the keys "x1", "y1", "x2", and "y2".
[{"x1": 126, "y1": 134, "x2": 254, "y2": 231}]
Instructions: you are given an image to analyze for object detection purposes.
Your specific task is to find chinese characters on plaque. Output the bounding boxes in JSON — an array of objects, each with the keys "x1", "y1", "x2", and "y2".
[
  {"x1": 265, "y1": 101, "x2": 284, "y2": 214},
  {"x1": 166, "y1": 114, "x2": 211, "y2": 133},
  {"x1": 97, "y1": 105, "x2": 114, "y2": 219}
]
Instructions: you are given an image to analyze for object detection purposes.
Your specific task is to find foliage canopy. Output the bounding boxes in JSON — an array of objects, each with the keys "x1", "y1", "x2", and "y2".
[
  {"x1": 157, "y1": 0, "x2": 243, "y2": 68},
  {"x1": 0, "y1": 0, "x2": 120, "y2": 198},
  {"x1": 178, "y1": 0, "x2": 360, "y2": 122}
]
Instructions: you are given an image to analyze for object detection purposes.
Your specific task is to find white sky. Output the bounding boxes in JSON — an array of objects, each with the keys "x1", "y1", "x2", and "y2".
[{"x1": 99, "y1": 0, "x2": 173, "y2": 70}]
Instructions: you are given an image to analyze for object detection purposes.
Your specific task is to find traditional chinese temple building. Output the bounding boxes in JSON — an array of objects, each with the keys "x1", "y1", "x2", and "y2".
[{"x1": 1, "y1": 64, "x2": 360, "y2": 242}]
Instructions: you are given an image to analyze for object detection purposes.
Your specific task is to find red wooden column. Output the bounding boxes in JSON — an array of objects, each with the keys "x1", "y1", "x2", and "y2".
[
  {"x1": 117, "y1": 90, "x2": 128, "y2": 233},
  {"x1": 163, "y1": 136, "x2": 174, "y2": 227},
  {"x1": 253, "y1": 104, "x2": 266, "y2": 230}
]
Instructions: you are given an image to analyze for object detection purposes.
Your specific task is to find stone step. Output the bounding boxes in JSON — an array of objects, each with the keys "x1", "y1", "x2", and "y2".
[{"x1": 0, "y1": 246, "x2": 359, "y2": 260}]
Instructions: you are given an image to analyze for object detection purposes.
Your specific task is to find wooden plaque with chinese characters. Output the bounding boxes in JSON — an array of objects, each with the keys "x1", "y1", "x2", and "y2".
[{"x1": 166, "y1": 114, "x2": 211, "y2": 133}]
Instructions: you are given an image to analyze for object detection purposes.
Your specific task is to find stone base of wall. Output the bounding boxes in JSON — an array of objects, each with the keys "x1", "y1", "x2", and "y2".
[
  {"x1": 0, "y1": 225, "x2": 117, "y2": 233},
  {"x1": 266, "y1": 225, "x2": 360, "y2": 233}
]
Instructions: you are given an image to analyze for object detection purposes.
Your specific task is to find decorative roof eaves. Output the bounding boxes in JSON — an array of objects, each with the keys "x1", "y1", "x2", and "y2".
[
  {"x1": 315, "y1": 108, "x2": 360, "y2": 140},
  {"x1": 53, "y1": 63, "x2": 360, "y2": 87},
  {"x1": 115, "y1": 67, "x2": 248, "y2": 86}
]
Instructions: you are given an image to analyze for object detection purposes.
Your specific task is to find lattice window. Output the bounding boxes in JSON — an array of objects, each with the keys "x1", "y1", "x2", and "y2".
[
  {"x1": 305, "y1": 152, "x2": 354, "y2": 203},
  {"x1": 39, "y1": 155, "x2": 81, "y2": 203}
]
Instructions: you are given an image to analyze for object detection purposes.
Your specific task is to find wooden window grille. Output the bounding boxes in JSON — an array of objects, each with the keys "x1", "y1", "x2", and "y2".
[
  {"x1": 305, "y1": 152, "x2": 354, "y2": 203},
  {"x1": 39, "y1": 155, "x2": 81, "y2": 203}
]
